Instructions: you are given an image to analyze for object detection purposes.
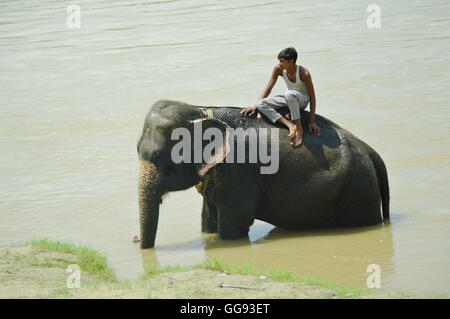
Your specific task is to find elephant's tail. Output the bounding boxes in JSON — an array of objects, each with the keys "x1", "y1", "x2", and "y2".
[{"x1": 369, "y1": 150, "x2": 390, "y2": 221}]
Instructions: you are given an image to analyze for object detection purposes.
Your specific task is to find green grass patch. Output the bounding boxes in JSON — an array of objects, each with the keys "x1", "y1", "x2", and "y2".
[
  {"x1": 199, "y1": 256, "x2": 378, "y2": 298},
  {"x1": 201, "y1": 256, "x2": 254, "y2": 275},
  {"x1": 143, "y1": 264, "x2": 185, "y2": 278},
  {"x1": 26, "y1": 238, "x2": 116, "y2": 282}
]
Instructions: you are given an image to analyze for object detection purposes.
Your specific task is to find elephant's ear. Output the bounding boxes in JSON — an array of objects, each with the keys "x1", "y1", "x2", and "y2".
[{"x1": 189, "y1": 118, "x2": 231, "y2": 177}]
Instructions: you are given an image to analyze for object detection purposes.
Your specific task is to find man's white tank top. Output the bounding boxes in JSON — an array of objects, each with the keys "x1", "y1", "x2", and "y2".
[{"x1": 282, "y1": 65, "x2": 309, "y2": 96}]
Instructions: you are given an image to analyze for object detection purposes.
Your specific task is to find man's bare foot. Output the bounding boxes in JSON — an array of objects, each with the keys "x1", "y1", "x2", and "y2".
[
  {"x1": 288, "y1": 124, "x2": 296, "y2": 140},
  {"x1": 290, "y1": 130, "x2": 303, "y2": 147}
]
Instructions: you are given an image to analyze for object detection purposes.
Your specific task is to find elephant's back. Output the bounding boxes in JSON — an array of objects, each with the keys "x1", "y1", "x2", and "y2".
[
  {"x1": 204, "y1": 105, "x2": 349, "y2": 167},
  {"x1": 191, "y1": 104, "x2": 374, "y2": 164},
  {"x1": 203, "y1": 106, "x2": 341, "y2": 130}
]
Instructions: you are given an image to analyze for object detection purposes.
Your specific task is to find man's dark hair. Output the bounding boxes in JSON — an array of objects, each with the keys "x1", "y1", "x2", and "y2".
[{"x1": 278, "y1": 47, "x2": 298, "y2": 63}]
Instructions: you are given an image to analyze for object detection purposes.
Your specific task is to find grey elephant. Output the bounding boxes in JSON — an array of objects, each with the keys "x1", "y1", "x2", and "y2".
[{"x1": 137, "y1": 100, "x2": 390, "y2": 248}]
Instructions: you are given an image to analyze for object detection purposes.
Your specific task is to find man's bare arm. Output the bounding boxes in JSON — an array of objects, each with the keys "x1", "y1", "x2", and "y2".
[
  {"x1": 301, "y1": 67, "x2": 320, "y2": 135},
  {"x1": 241, "y1": 65, "x2": 281, "y2": 116},
  {"x1": 258, "y1": 65, "x2": 282, "y2": 100}
]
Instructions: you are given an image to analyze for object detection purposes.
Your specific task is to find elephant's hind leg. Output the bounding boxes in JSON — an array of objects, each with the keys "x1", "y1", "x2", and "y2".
[{"x1": 337, "y1": 166, "x2": 383, "y2": 227}]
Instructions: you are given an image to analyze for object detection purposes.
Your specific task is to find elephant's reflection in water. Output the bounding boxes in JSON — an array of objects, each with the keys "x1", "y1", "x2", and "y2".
[{"x1": 140, "y1": 220, "x2": 393, "y2": 289}]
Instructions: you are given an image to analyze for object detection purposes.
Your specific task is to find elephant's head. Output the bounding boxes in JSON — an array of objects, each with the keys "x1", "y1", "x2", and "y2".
[{"x1": 137, "y1": 100, "x2": 230, "y2": 248}]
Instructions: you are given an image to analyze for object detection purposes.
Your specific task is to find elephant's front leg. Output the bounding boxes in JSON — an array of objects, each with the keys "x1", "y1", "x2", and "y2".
[
  {"x1": 217, "y1": 204, "x2": 255, "y2": 240},
  {"x1": 201, "y1": 198, "x2": 218, "y2": 233}
]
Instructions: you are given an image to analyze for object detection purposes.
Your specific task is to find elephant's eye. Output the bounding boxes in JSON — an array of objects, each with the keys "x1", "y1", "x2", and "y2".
[{"x1": 155, "y1": 127, "x2": 166, "y2": 135}]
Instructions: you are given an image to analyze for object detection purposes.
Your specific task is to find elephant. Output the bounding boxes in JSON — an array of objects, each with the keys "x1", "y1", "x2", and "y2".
[{"x1": 137, "y1": 100, "x2": 390, "y2": 249}]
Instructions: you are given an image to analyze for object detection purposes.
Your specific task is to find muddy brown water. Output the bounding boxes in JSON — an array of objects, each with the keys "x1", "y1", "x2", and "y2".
[{"x1": 1, "y1": 0, "x2": 449, "y2": 295}]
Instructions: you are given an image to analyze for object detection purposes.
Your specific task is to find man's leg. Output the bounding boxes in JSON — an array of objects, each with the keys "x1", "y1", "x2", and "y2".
[
  {"x1": 284, "y1": 90, "x2": 309, "y2": 147},
  {"x1": 254, "y1": 95, "x2": 285, "y2": 123},
  {"x1": 255, "y1": 95, "x2": 299, "y2": 143}
]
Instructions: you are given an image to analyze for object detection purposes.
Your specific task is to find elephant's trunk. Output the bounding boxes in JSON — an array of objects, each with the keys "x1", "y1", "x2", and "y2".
[{"x1": 138, "y1": 159, "x2": 163, "y2": 249}]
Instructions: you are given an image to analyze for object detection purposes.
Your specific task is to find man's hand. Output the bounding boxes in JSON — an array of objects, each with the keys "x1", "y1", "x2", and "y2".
[
  {"x1": 309, "y1": 122, "x2": 320, "y2": 136},
  {"x1": 241, "y1": 106, "x2": 257, "y2": 117}
]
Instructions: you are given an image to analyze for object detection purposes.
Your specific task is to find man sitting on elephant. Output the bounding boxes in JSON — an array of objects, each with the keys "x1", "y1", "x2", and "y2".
[{"x1": 241, "y1": 47, "x2": 321, "y2": 147}]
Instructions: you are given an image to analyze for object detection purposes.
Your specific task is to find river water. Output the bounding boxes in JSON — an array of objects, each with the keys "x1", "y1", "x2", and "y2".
[{"x1": 1, "y1": 0, "x2": 449, "y2": 295}]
